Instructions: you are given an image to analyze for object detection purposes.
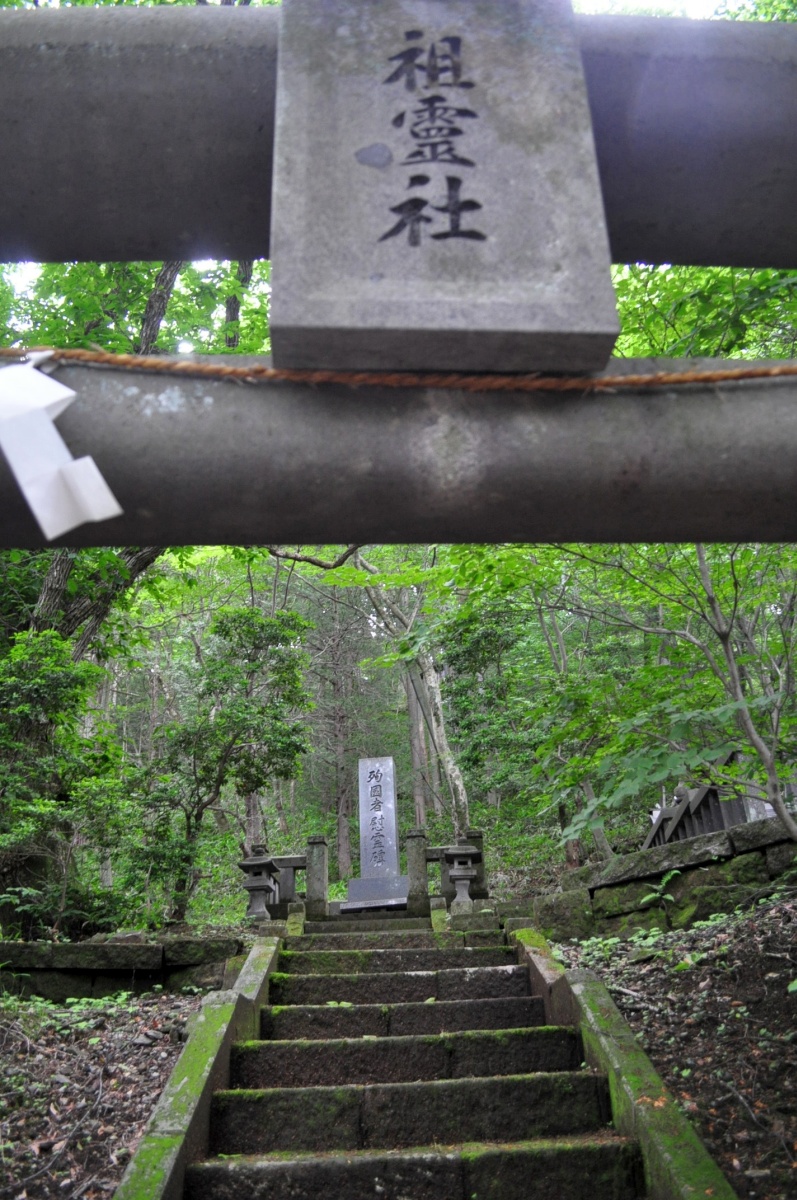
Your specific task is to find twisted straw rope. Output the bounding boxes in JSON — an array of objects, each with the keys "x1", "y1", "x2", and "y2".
[{"x1": 3, "y1": 345, "x2": 797, "y2": 393}]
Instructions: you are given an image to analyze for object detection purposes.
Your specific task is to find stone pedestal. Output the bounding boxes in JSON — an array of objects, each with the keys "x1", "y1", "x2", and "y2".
[
  {"x1": 270, "y1": 0, "x2": 618, "y2": 371},
  {"x1": 305, "y1": 836, "x2": 329, "y2": 920},
  {"x1": 406, "y1": 828, "x2": 431, "y2": 917}
]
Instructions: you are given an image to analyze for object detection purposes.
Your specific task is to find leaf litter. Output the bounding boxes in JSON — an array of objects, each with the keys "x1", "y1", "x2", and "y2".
[
  {"x1": 0, "y1": 987, "x2": 201, "y2": 1199},
  {"x1": 558, "y1": 892, "x2": 797, "y2": 1200}
]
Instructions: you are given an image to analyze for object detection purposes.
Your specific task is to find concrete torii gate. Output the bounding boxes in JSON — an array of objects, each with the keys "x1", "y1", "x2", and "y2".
[{"x1": 1, "y1": 3, "x2": 797, "y2": 545}]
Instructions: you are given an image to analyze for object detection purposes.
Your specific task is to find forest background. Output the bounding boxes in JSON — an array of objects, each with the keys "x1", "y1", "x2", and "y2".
[{"x1": 1, "y1": 0, "x2": 797, "y2": 940}]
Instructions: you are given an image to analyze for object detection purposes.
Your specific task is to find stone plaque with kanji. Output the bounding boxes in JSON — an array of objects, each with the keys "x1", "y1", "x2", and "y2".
[{"x1": 269, "y1": 0, "x2": 618, "y2": 371}]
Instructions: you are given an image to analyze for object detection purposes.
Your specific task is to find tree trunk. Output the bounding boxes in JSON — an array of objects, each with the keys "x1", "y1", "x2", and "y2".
[
  {"x1": 406, "y1": 672, "x2": 427, "y2": 827},
  {"x1": 66, "y1": 548, "x2": 165, "y2": 661},
  {"x1": 29, "y1": 550, "x2": 76, "y2": 632},
  {"x1": 412, "y1": 653, "x2": 469, "y2": 836},
  {"x1": 427, "y1": 732, "x2": 444, "y2": 816},
  {"x1": 695, "y1": 543, "x2": 797, "y2": 841},
  {"x1": 244, "y1": 791, "x2": 264, "y2": 854},
  {"x1": 580, "y1": 781, "x2": 615, "y2": 859},
  {"x1": 138, "y1": 260, "x2": 183, "y2": 355},
  {"x1": 273, "y1": 782, "x2": 290, "y2": 836},
  {"x1": 558, "y1": 803, "x2": 584, "y2": 870},
  {"x1": 224, "y1": 259, "x2": 253, "y2": 349}
]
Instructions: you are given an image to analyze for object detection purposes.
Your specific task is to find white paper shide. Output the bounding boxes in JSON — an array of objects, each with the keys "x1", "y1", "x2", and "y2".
[{"x1": 0, "y1": 354, "x2": 122, "y2": 540}]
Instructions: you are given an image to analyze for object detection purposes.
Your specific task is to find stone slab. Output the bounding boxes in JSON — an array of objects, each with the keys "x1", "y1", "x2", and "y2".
[
  {"x1": 532, "y1": 889, "x2": 594, "y2": 941},
  {"x1": 232, "y1": 1028, "x2": 579, "y2": 1089},
  {"x1": 262, "y1": 995, "x2": 545, "y2": 1039},
  {"x1": 270, "y1": 0, "x2": 618, "y2": 371},
  {"x1": 278, "y1": 946, "x2": 514, "y2": 974},
  {"x1": 340, "y1": 875, "x2": 409, "y2": 912},
  {"x1": 211, "y1": 1073, "x2": 610, "y2": 1154},
  {"x1": 285, "y1": 931, "x2": 464, "y2": 950},
  {"x1": 357, "y1": 756, "x2": 400, "y2": 880},
  {"x1": 185, "y1": 1140, "x2": 643, "y2": 1200},
  {"x1": 50, "y1": 942, "x2": 163, "y2": 970},
  {"x1": 185, "y1": 1150, "x2": 461, "y2": 1200},
  {"x1": 462, "y1": 1140, "x2": 644, "y2": 1200},
  {"x1": 590, "y1": 830, "x2": 733, "y2": 890},
  {"x1": 269, "y1": 964, "x2": 527, "y2": 1005},
  {"x1": 304, "y1": 918, "x2": 431, "y2": 934},
  {"x1": 766, "y1": 840, "x2": 797, "y2": 878},
  {"x1": 448, "y1": 912, "x2": 500, "y2": 931},
  {"x1": 728, "y1": 815, "x2": 794, "y2": 854}
]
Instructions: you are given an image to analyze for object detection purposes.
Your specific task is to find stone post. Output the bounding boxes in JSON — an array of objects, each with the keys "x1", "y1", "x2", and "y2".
[
  {"x1": 465, "y1": 828, "x2": 489, "y2": 899},
  {"x1": 406, "y1": 828, "x2": 431, "y2": 918},
  {"x1": 305, "y1": 835, "x2": 329, "y2": 920}
]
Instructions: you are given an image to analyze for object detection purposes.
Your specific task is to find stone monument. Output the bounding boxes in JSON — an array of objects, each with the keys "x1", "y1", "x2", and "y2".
[
  {"x1": 341, "y1": 756, "x2": 409, "y2": 912},
  {"x1": 269, "y1": 0, "x2": 618, "y2": 371}
]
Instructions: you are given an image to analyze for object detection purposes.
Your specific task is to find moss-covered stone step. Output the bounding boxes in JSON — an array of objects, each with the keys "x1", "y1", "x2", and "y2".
[
  {"x1": 185, "y1": 1136, "x2": 644, "y2": 1200},
  {"x1": 231, "y1": 1027, "x2": 582, "y2": 1088},
  {"x1": 261, "y1": 995, "x2": 546, "y2": 1040},
  {"x1": 269, "y1": 964, "x2": 530, "y2": 1006},
  {"x1": 285, "y1": 931, "x2": 467, "y2": 951},
  {"x1": 304, "y1": 918, "x2": 432, "y2": 934},
  {"x1": 277, "y1": 946, "x2": 516, "y2": 975},
  {"x1": 209, "y1": 1072, "x2": 612, "y2": 1155}
]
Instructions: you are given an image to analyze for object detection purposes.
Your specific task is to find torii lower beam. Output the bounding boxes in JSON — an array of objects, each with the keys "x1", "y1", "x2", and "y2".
[{"x1": 1, "y1": 358, "x2": 796, "y2": 547}]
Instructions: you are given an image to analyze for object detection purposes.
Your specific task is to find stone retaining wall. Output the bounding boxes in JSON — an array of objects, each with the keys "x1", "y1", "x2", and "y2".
[
  {"x1": 0, "y1": 935, "x2": 263, "y2": 1000},
  {"x1": 523, "y1": 817, "x2": 797, "y2": 942}
]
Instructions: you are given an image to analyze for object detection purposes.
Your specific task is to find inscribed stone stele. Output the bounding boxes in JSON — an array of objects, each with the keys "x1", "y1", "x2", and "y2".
[{"x1": 269, "y1": 0, "x2": 618, "y2": 371}]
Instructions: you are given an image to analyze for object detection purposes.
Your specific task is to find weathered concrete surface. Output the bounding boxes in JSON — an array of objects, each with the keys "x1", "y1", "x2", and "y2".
[
  {"x1": 262, "y1": 995, "x2": 546, "y2": 1040},
  {"x1": 284, "y1": 930, "x2": 464, "y2": 951},
  {"x1": 728, "y1": 815, "x2": 796, "y2": 854},
  {"x1": 532, "y1": 889, "x2": 595, "y2": 941},
  {"x1": 303, "y1": 918, "x2": 431, "y2": 934},
  {"x1": 12, "y1": 358, "x2": 797, "y2": 549},
  {"x1": 268, "y1": 964, "x2": 529, "y2": 1005},
  {"x1": 276, "y1": 946, "x2": 514, "y2": 974},
  {"x1": 232, "y1": 1028, "x2": 581, "y2": 1088},
  {"x1": 589, "y1": 830, "x2": 734, "y2": 890},
  {"x1": 461, "y1": 1138, "x2": 644, "y2": 1200},
  {"x1": 210, "y1": 1072, "x2": 610, "y2": 1153},
  {"x1": 270, "y1": 0, "x2": 617, "y2": 371},
  {"x1": 185, "y1": 1139, "x2": 644, "y2": 1200},
  {"x1": 766, "y1": 840, "x2": 797, "y2": 878},
  {"x1": 162, "y1": 937, "x2": 241, "y2": 967}
]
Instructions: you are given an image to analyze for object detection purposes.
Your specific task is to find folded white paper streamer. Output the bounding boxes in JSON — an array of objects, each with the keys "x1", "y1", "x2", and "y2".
[{"x1": 0, "y1": 355, "x2": 122, "y2": 540}]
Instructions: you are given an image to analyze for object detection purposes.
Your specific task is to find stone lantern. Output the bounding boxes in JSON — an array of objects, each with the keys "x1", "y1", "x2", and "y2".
[
  {"x1": 443, "y1": 843, "x2": 482, "y2": 916},
  {"x1": 238, "y1": 845, "x2": 280, "y2": 921}
]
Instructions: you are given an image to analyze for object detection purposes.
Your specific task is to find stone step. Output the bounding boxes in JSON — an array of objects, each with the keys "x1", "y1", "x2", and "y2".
[
  {"x1": 209, "y1": 1072, "x2": 612, "y2": 1155},
  {"x1": 262, "y1": 995, "x2": 546, "y2": 1040},
  {"x1": 268, "y1": 964, "x2": 529, "y2": 1006},
  {"x1": 277, "y1": 946, "x2": 516, "y2": 974},
  {"x1": 286, "y1": 928, "x2": 507, "y2": 950},
  {"x1": 185, "y1": 1136, "x2": 644, "y2": 1200},
  {"x1": 231, "y1": 1027, "x2": 582, "y2": 1088},
  {"x1": 304, "y1": 918, "x2": 432, "y2": 934},
  {"x1": 284, "y1": 931, "x2": 467, "y2": 951}
]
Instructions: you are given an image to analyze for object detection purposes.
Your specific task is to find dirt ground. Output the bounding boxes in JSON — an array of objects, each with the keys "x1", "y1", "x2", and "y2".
[
  {"x1": 0, "y1": 896, "x2": 794, "y2": 1199},
  {"x1": 559, "y1": 892, "x2": 797, "y2": 1200},
  {"x1": 0, "y1": 988, "x2": 201, "y2": 1199}
]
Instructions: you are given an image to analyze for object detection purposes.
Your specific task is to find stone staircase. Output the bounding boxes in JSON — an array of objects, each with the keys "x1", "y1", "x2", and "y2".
[{"x1": 183, "y1": 922, "x2": 645, "y2": 1199}]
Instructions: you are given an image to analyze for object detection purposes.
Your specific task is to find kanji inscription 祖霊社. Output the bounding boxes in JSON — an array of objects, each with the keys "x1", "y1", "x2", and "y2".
[{"x1": 269, "y1": 0, "x2": 619, "y2": 371}]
